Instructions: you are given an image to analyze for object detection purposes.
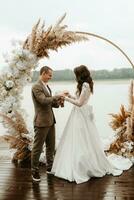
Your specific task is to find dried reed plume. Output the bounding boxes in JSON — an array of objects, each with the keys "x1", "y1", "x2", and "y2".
[
  {"x1": 107, "y1": 81, "x2": 134, "y2": 157},
  {"x1": 109, "y1": 105, "x2": 130, "y2": 131},
  {"x1": 0, "y1": 112, "x2": 31, "y2": 161},
  {"x1": 23, "y1": 13, "x2": 88, "y2": 58}
]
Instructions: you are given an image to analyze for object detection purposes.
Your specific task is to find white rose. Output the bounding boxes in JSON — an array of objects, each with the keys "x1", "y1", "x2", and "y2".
[
  {"x1": 5, "y1": 80, "x2": 14, "y2": 89},
  {"x1": 0, "y1": 87, "x2": 8, "y2": 97},
  {"x1": 16, "y1": 61, "x2": 27, "y2": 71},
  {"x1": 6, "y1": 72, "x2": 13, "y2": 79}
]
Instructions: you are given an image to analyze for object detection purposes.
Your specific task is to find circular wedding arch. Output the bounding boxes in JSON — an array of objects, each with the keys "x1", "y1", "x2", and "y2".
[
  {"x1": 76, "y1": 31, "x2": 134, "y2": 69},
  {"x1": 1, "y1": 19, "x2": 134, "y2": 162}
]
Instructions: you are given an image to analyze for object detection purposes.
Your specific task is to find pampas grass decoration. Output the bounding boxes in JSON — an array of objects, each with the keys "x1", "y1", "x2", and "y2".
[
  {"x1": 23, "y1": 14, "x2": 88, "y2": 58},
  {"x1": 109, "y1": 105, "x2": 129, "y2": 131},
  {"x1": 107, "y1": 81, "x2": 134, "y2": 158},
  {"x1": 0, "y1": 112, "x2": 28, "y2": 136},
  {"x1": 0, "y1": 112, "x2": 31, "y2": 161}
]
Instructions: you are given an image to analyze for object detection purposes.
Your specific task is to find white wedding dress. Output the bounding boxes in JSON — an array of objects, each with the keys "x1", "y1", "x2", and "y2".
[{"x1": 52, "y1": 82, "x2": 133, "y2": 184}]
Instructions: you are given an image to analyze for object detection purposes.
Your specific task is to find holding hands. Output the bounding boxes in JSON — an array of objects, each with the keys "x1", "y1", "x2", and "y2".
[
  {"x1": 54, "y1": 90, "x2": 70, "y2": 107},
  {"x1": 60, "y1": 90, "x2": 70, "y2": 97}
]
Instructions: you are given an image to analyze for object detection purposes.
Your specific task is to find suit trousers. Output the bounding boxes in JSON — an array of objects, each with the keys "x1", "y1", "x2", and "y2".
[{"x1": 31, "y1": 125, "x2": 55, "y2": 171}]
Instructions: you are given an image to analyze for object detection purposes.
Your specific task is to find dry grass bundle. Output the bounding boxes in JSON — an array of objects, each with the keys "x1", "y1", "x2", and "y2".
[
  {"x1": 23, "y1": 14, "x2": 88, "y2": 58},
  {"x1": 3, "y1": 134, "x2": 31, "y2": 161},
  {"x1": 107, "y1": 137, "x2": 124, "y2": 154},
  {"x1": 0, "y1": 112, "x2": 31, "y2": 162},
  {"x1": 0, "y1": 135, "x2": 7, "y2": 143},
  {"x1": 0, "y1": 111, "x2": 28, "y2": 135},
  {"x1": 107, "y1": 81, "x2": 134, "y2": 158},
  {"x1": 109, "y1": 105, "x2": 130, "y2": 131}
]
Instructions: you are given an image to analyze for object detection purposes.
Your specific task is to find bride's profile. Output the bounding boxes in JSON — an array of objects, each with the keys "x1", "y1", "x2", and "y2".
[{"x1": 51, "y1": 65, "x2": 132, "y2": 184}]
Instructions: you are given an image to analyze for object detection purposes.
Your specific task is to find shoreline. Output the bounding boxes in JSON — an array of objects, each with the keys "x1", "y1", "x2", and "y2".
[{"x1": 47, "y1": 79, "x2": 131, "y2": 85}]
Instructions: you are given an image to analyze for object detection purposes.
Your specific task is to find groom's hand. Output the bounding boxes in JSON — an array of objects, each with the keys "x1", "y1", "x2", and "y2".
[
  {"x1": 52, "y1": 95, "x2": 62, "y2": 108},
  {"x1": 59, "y1": 96, "x2": 65, "y2": 107},
  {"x1": 52, "y1": 95, "x2": 65, "y2": 108},
  {"x1": 56, "y1": 96, "x2": 65, "y2": 107}
]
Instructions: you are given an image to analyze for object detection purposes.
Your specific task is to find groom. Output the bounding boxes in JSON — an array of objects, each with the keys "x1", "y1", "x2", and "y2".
[{"x1": 31, "y1": 66, "x2": 63, "y2": 182}]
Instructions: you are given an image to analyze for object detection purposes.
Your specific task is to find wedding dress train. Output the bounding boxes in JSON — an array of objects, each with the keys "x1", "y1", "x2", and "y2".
[{"x1": 52, "y1": 82, "x2": 132, "y2": 184}]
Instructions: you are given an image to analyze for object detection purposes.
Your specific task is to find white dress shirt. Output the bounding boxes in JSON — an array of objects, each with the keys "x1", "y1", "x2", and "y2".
[{"x1": 41, "y1": 81, "x2": 51, "y2": 95}]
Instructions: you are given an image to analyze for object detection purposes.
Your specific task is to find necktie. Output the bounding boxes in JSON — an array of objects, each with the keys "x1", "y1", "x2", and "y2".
[{"x1": 46, "y1": 85, "x2": 51, "y2": 95}]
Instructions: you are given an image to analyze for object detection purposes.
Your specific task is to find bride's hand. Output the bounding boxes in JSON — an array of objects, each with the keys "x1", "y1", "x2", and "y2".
[{"x1": 60, "y1": 90, "x2": 70, "y2": 97}]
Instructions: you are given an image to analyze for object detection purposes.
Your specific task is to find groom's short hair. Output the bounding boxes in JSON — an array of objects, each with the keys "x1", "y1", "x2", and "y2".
[{"x1": 40, "y1": 66, "x2": 53, "y2": 75}]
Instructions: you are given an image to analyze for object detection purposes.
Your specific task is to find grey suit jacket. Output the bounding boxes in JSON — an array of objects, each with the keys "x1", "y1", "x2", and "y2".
[{"x1": 32, "y1": 80, "x2": 58, "y2": 127}]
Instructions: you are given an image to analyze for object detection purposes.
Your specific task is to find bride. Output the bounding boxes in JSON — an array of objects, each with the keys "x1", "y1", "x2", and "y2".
[{"x1": 51, "y1": 65, "x2": 132, "y2": 184}]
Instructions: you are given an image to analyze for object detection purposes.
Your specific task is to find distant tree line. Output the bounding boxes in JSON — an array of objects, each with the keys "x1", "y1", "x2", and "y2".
[
  {"x1": 91, "y1": 68, "x2": 134, "y2": 80},
  {"x1": 32, "y1": 68, "x2": 134, "y2": 82}
]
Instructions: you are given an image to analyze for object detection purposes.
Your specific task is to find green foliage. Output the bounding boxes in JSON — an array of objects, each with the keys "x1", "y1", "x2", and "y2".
[
  {"x1": 32, "y1": 68, "x2": 134, "y2": 82},
  {"x1": 92, "y1": 68, "x2": 134, "y2": 80}
]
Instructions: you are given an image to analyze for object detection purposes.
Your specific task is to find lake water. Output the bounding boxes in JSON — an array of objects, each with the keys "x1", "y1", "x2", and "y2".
[{"x1": 0, "y1": 80, "x2": 131, "y2": 145}]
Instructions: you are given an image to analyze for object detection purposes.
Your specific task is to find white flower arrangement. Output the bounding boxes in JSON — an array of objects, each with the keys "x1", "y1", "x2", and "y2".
[{"x1": 0, "y1": 41, "x2": 38, "y2": 115}]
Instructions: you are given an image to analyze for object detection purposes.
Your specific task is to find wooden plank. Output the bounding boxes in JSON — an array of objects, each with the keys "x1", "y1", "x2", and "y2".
[{"x1": 0, "y1": 148, "x2": 134, "y2": 200}]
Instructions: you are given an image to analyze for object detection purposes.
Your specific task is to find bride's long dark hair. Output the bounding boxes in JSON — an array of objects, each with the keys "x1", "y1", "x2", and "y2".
[{"x1": 74, "y1": 65, "x2": 94, "y2": 95}]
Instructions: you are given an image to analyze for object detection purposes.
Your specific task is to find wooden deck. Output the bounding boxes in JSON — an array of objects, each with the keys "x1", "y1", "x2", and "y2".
[{"x1": 0, "y1": 147, "x2": 134, "y2": 200}]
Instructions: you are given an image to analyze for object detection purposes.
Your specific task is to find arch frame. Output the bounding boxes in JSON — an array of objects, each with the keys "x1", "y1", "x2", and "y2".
[{"x1": 76, "y1": 31, "x2": 134, "y2": 69}]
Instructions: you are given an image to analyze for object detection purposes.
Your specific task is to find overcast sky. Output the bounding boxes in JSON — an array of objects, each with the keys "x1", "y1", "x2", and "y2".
[{"x1": 0, "y1": 0, "x2": 134, "y2": 70}]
